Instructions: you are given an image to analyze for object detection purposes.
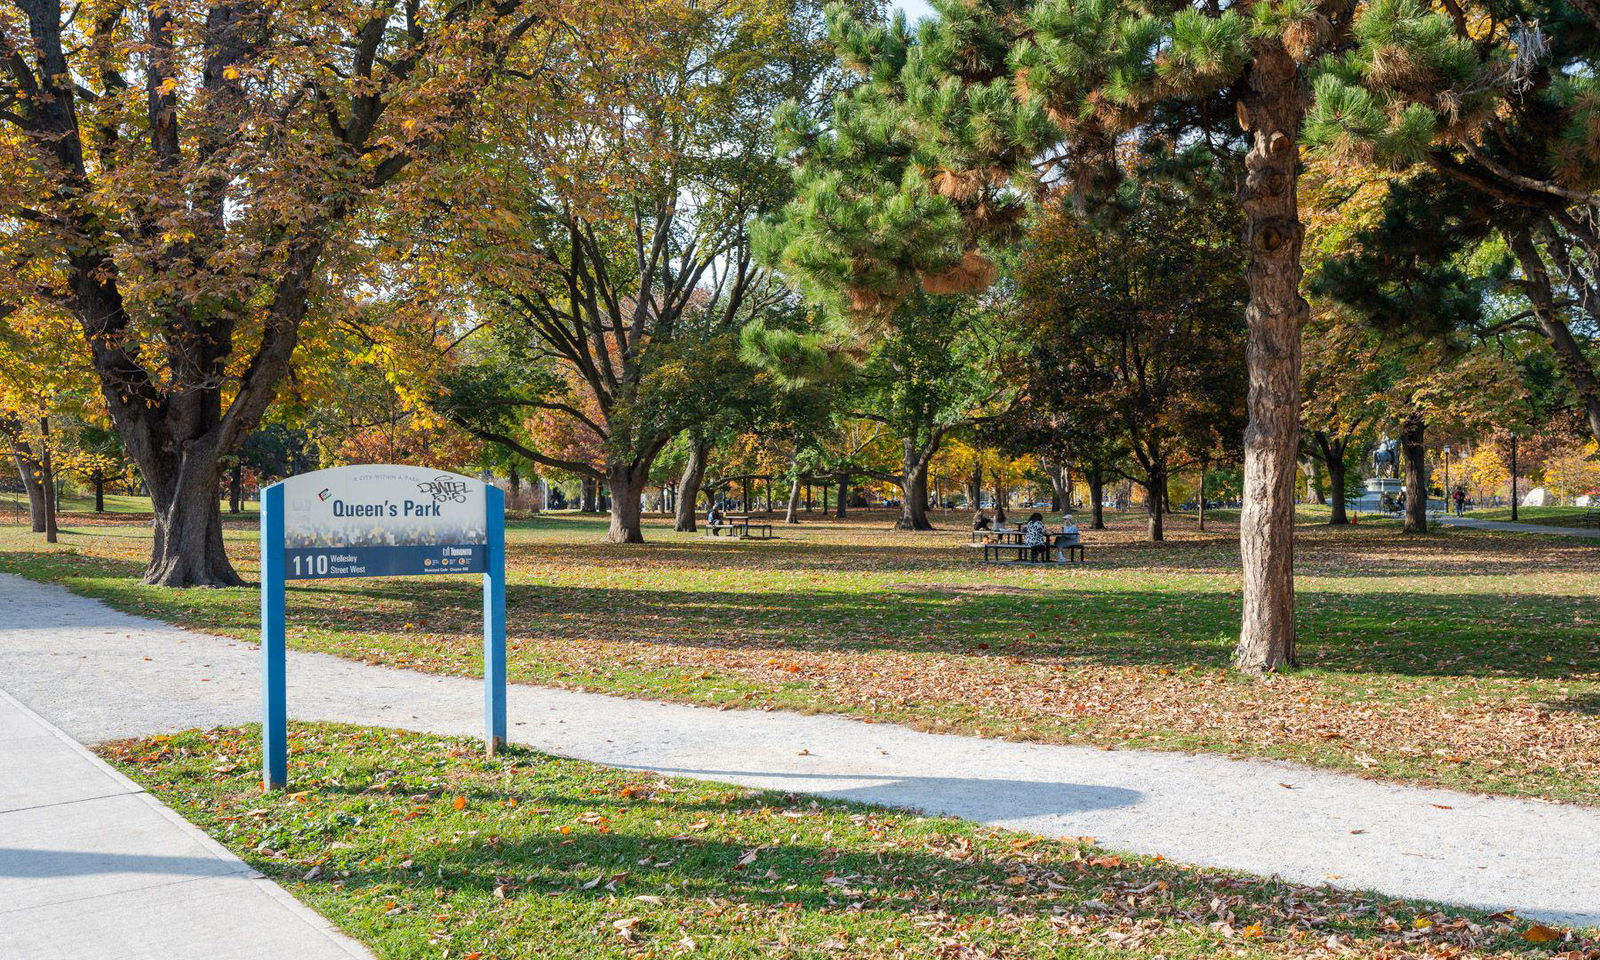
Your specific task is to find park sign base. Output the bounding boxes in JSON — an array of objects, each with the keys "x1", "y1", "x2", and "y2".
[{"x1": 260, "y1": 465, "x2": 507, "y2": 790}]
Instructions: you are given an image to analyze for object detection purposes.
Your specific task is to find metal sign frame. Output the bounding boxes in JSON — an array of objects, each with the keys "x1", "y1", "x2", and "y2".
[{"x1": 259, "y1": 470, "x2": 506, "y2": 791}]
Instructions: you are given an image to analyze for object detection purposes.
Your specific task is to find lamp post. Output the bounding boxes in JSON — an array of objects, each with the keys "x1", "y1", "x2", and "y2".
[
  {"x1": 1509, "y1": 432, "x2": 1519, "y2": 521},
  {"x1": 1442, "y1": 445, "x2": 1451, "y2": 515}
]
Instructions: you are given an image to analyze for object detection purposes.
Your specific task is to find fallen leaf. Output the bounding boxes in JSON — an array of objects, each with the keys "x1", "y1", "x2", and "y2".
[{"x1": 1523, "y1": 924, "x2": 1562, "y2": 943}]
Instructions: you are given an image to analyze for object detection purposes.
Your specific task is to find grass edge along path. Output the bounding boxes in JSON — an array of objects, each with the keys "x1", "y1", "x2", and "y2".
[
  {"x1": 6, "y1": 511, "x2": 1598, "y2": 808},
  {"x1": 101, "y1": 724, "x2": 1596, "y2": 960}
]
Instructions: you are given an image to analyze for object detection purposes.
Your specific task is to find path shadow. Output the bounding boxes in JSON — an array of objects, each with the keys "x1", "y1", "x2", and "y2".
[
  {"x1": 0, "y1": 847, "x2": 243, "y2": 879},
  {"x1": 618, "y1": 768, "x2": 1142, "y2": 823}
]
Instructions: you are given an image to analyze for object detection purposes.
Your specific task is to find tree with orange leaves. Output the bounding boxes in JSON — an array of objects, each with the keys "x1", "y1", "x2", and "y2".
[{"x1": 0, "y1": 0, "x2": 544, "y2": 584}]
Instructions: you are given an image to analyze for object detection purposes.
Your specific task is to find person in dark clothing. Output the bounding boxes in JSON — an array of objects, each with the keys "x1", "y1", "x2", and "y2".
[{"x1": 1022, "y1": 512, "x2": 1049, "y2": 561}]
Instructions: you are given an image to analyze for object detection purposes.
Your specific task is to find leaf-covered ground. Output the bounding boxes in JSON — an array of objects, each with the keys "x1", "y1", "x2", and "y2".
[
  {"x1": 4, "y1": 507, "x2": 1598, "y2": 804},
  {"x1": 101, "y1": 724, "x2": 1597, "y2": 959}
]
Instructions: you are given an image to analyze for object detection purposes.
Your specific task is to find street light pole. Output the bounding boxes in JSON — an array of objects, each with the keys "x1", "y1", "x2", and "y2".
[
  {"x1": 1510, "y1": 433, "x2": 1519, "y2": 521},
  {"x1": 1442, "y1": 445, "x2": 1451, "y2": 515}
]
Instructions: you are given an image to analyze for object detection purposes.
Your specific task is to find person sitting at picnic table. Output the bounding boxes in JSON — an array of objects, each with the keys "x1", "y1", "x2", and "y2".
[
  {"x1": 1023, "y1": 512, "x2": 1049, "y2": 561},
  {"x1": 1055, "y1": 515, "x2": 1080, "y2": 561},
  {"x1": 972, "y1": 512, "x2": 993, "y2": 532},
  {"x1": 707, "y1": 500, "x2": 725, "y2": 534}
]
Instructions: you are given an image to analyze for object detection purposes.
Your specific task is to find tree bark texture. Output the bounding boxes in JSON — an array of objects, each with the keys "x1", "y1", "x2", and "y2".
[
  {"x1": 675, "y1": 437, "x2": 710, "y2": 532},
  {"x1": 1302, "y1": 456, "x2": 1324, "y2": 504},
  {"x1": 1313, "y1": 431, "x2": 1351, "y2": 525},
  {"x1": 1144, "y1": 470, "x2": 1165, "y2": 542},
  {"x1": 93, "y1": 469, "x2": 106, "y2": 513},
  {"x1": 785, "y1": 474, "x2": 802, "y2": 524},
  {"x1": 1401, "y1": 414, "x2": 1429, "y2": 533},
  {"x1": 139, "y1": 437, "x2": 238, "y2": 586},
  {"x1": 10, "y1": 448, "x2": 48, "y2": 533},
  {"x1": 228, "y1": 463, "x2": 244, "y2": 513},
  {"x1": 1508, "y1": 227, "x2": 1600, "y2": 446},
  {"x1": 1233, "y1": 44, "x2": 1308, "y2": 674},
  {"x1": 835, "y1": 479, "x2": 848, "y2": 518},
  {"x1": 1087, "y1": 469, "x2": 1106, "y2": 530},
  {"x1": 896, "y1": 438, "x2": 938, "y2": 530},
  {"x1": 606, "y1": 466, "x2": 648, "y2": 543},
  {"x1": 37, "y1": 418, "x2": 58, "y2": 544}
]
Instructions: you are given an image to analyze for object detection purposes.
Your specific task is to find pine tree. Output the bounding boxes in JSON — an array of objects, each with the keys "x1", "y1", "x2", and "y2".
[
  {"x1": 767, "y1": 0, "x2": 1593, "y2": 671},
  {"x1": 1305, "y1": 0, "x2": 1600, "y2": 446}
]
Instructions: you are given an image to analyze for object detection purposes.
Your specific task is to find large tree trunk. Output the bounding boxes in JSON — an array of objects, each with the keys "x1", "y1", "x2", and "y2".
[
  {"x1": 675, "y1": 436, "x2": 710, "y2": 532},
  {"x1": 835, "y1": 478, "x2": 848, "y2": 518},
  {"x1": 1144, "y1": 469, "x2": 1165, "y2": 542},
  {"x1": 1044, "y1": 459, "x2": 1068, "y2": 511},
  {"x1": 581, "y1": 477, "x2": 599, "y2": 513},
  {"x1": 93, "y1": 468, "x2": 106, "y2": 513},
  {"x1": 606, "y1": 465, "x2": 649, "y2": 543},
  {"x1": 1087, "y1": 468, "x2": 1106, "y2": 530},
  {"x1": 1302, "y1": 456, "x2": 1324, "y2": 504},
  {"x1": 10, "y1": 449, "x2": 48, "y2": 533},
  {"x1": 967, "y1": 460, "x2": 982, "y2": 510},
  {"x1": 785, "y1": 473, "x2": 803, "y2": 524},
  {"x1": 1233, "y1": 44, "x2": 1308, "y2": 675},
  {"x1": 896, "y1": 440, "x2": 936, "y2": 531},
  {"x1": 1401, "y1": 414, "x2": 1429, "y2": 534},
  {"x1": 228, "y1": 462, "x2": 244, "y2": 514},
  {"x1": 1322, "y1": 437, "x2": 1349, "y2": 525},
  {"x1": 1198, "y1": 461, "x2": 1208, "y2": 532},
  {"x1": 1509, "y1": 433, "x2": 1519, "y2": 521},
  {"x1": 1509, "y1": 227, "x2": 1600, "y2": 446},
  {"x1": 37, "y1": 418, "x2": 58, "y2": 544},
  {"x1": 992, "y1": 469, "x2": 1007, "y2": 525},
  {"x1": 139, "y1": 440, "x2": 241, "y2": 586}
]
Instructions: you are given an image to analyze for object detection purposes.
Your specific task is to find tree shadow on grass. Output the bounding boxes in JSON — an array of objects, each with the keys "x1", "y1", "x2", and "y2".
[
  {"x1": 286, "y1": 577, "x2": 1599, "y2": 682},
  {"x1": 1544, "y1": 692, "x2": 1600, "y2": 716},
  {"x1": 263, "y1": 791, "x2": 1585, "y2": 952},
  {"x1": 6, "y1": 525, "x2": 1596, "y2": 684}
]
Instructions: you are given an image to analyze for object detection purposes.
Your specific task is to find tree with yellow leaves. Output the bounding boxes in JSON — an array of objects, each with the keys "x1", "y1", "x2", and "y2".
[{"x1": 0, "y1": 0, "x2": 544, "y2": 584}]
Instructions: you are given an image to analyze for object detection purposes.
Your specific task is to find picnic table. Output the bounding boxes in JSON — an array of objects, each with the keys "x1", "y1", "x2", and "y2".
[
  {"x1": 708, "y1": 514, "x2": 773, "y2": 539},
  {"x1": 969, "y1": 528, "x2": 1027, "y2": 543},
  {"x1": 966, "y1": 532, "x2": 1086, "y2": 564}
]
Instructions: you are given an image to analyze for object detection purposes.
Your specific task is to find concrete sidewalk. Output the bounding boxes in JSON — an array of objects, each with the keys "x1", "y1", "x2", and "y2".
[{"x1": 0, "y1": 689, "x2": 372, "y2": 960}]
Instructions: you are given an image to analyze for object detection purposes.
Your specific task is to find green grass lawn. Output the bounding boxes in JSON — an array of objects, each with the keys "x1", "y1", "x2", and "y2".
[
  {"x1": 102, "y1": 723, "x2": 1589, "y2": 958},
  {"x1": 1466, "y1": 506, "x2": 1600, "y2": 529},
  {"x1": 4, "y1": 508, "x2": 1598, "y2": 804},
  {"x1": 0, "y1": 490, "x2": 257, "y2": 516}
]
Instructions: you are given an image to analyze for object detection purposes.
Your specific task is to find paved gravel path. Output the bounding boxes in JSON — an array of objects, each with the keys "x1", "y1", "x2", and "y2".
[
  {"x1": 1438, "y1": 515, "x2": 1600, "y2": 538},
  {"x1": 3, "y1": 572, "x2": 1597, "y2": 928}
]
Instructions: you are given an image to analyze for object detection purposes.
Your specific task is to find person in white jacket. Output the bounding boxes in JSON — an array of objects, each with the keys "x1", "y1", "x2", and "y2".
[{"x1": 1056, "y1": 516, "x2": 1080, "y2": 562}]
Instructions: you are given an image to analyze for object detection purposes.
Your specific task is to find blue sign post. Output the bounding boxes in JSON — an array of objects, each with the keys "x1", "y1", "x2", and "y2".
[{"x1": 259, "y1": 466, "x2": 507, "y2": 790}]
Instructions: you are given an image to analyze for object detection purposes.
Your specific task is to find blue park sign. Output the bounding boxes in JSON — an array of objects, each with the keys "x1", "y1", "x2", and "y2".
[{"x1": 259, "y1": 465, "x2": 508, "y2": 790}]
